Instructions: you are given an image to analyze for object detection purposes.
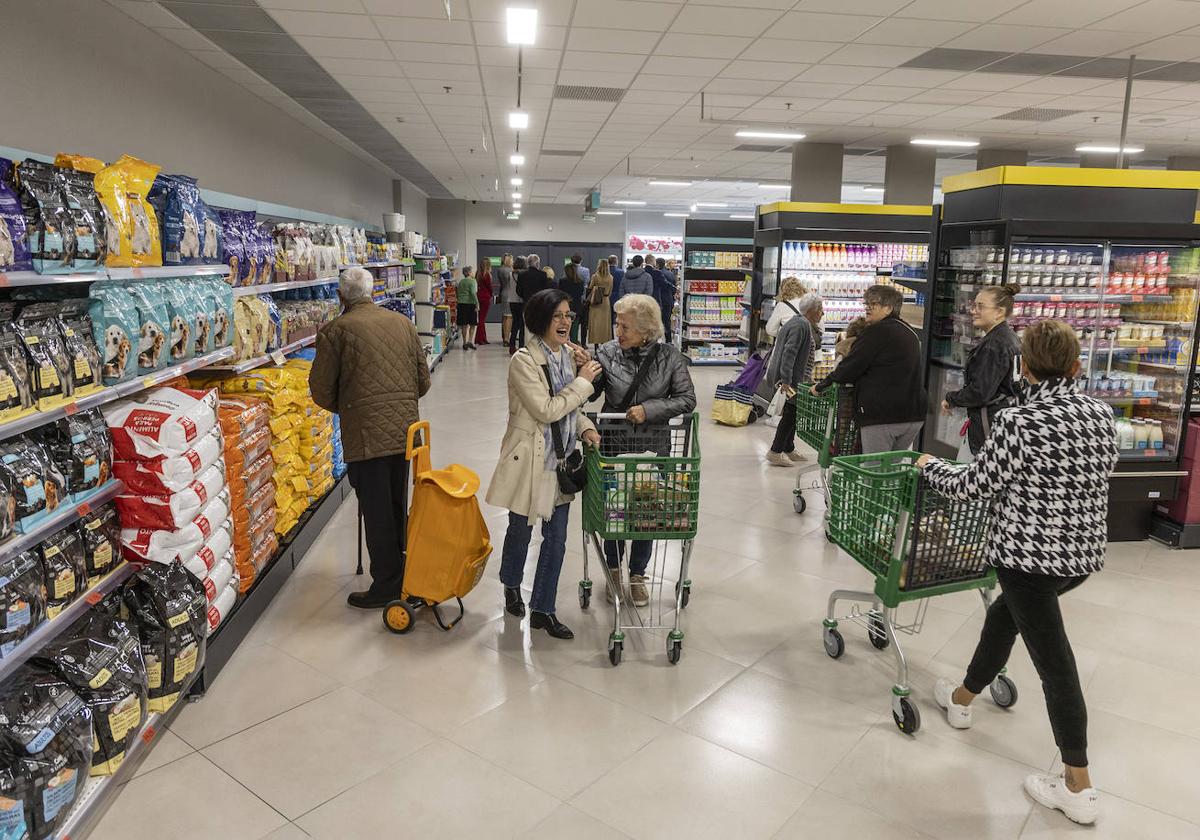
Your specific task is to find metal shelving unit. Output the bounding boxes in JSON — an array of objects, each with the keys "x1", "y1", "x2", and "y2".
[
  {"x1": 0, "y1": 264, "x2": 231, "y2": 286},
  {"x1": 680, "y1": 220, "x2": 753, "y2": 367},
  {"x1": 205, "y1": 336, "x2": 315, "y2": 374},
  {"x1": 232, "y1": 275, "x2": 339, "y2": 296}
]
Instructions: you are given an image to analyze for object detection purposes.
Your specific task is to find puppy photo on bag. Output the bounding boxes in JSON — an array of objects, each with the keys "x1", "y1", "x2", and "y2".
[
  {"x1": 180, "y1": 211, "x2": 200, "y2": 260},
  {"x1": 0, "y1": 222, "x2": 12, "y2": 268},
  {"x1": 129, "y1": 201, "x2": 151, "y2": 255}
]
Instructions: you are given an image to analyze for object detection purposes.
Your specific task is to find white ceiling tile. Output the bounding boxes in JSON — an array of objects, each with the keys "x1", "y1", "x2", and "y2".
[
  {"x1": 880, "y1": 101, "x2": 953, "y2": 116},
  {"x1": 795, "y1": 0, "x2": 910, "y2": 11},
  {"x1": 870, "y1": 68, "x2": 966, "y2": 87},
  {"x1": 348, "y1": 88, "x2": 423, "y2": 104},
  {"x1": 399, "y1": 62, "x2": 482, "y2": 81},
  {"x1": 574, "y1": 1, "x2": 681, "y2": 31},
  {"x1": 360, "y1": 0, "x2": 447, "y2": 15},
  {"x1": 848, "y1": 114, "x2": 921, "y2": 127},
  {"x1": 670, "y1": 5, "x2": 782, "y2": 37},
  {"x1": 1129, "y1": 35, "x2": 1200, "y2": 61},
  {"x1": 944, "y1": 23, "x2": 1071, "y2": 51},
  {"x1": 896, "y1": 0, "x2": 1026, "y2": 21},
  {"x1": 565, "y1": 28, "x2": 661, "y2": 54},
  {"x1": 109, "y1": 0, "x2": 187, "y2": 28},
  {"x1": 562, "y1": 51, "x2": 641, "y2": 72},
  {"x1": 1006, "y1": 76, "x2": 1109, "y2": 95},
  {"x1": 855, "y1": 17, "x2": 976, "y2": 48},
  {"x1": 1032, "y1": 29, "x2": 1150, "y2": 57},
  {"x1": 641, "y1": 55, "x2": 729, "y2": 77},
  {"x1": 375, "y1": 16, "x2": 474, "y2": 42},
  {"x1": 742, "y1": 39, "x2": 841, "y2": 63},
  {"x1": 476, "y1": 45, "x2": 560, "y2": 68},
  {"x1": 972, "y1": 91, "x2": 1057, "y2": 107},
  {"x1": 317, "y1": 56, "x2": 405, "y2": 77},
  {"x1": 937, "y1": 104, "x2": 1012, "y2": 119},
  {"x1": 769, "y1": 12, "x2": 883, "y2": 42},
  {"x1": 940, "y1": 72, "x2": 1033, "y2": 91},
  {"x1": 721, "y1": 60, "x2": 811, "y2": 81},
  {"x1": 793, "y1": 64, "x2": 886, "y2": 85},
  {"x1": 820, "y1": 44, "x2": 927, "y2": 67},
  {"x1": 657, "y1": 33, "x2": 753, "y2": 59},
  {"x1": 296, "y1": 34, "x2": 395, "y2": 58},
  {"x1": 556, "y1": 69, "x2": 637, "y2": 86},
  {"x1": 770, "y1": 81, "x2": 856, "y2": 98},
  {"x1": 806, "y1": 98, "x2": 892, "y2": 114},
  {"x1": 1097, "y1": 0, "x2": 1200, "y2": 32},
  {"x1": 266, "y1": 8, "x2": 379, "y2": 37},
  {"x1": 689, "y1": 0, "x2": 793, "y2": 7},
  {"x1": 154, "y1": 26, "x2": 216, "y2": 50},
  {"x1": 841, "y1": 84, "x2": 924, "y2": 100},
  {"x1": 409, "y1": 77, "x2": 483, "y2": 94},
  {"x1": 905, "y1": 88, "x2": 988, "y2": 104},
  {"x1": 630, "y1": 74, "x2": 710, "y2": 92},
  {"x1": 995, "y1": 0, "x2": 1140, "y2": 27}
]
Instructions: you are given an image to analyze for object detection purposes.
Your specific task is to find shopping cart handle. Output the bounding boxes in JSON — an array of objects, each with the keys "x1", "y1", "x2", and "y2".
[
  {"x1": 594, "y1": 412, "x2": 633, "y2": 420},
  {"x1": 591, "y1": 412, "x2": 687, "y2": 424}
]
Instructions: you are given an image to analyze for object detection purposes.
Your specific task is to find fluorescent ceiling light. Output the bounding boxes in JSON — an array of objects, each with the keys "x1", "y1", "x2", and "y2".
[
  {"x1": 861, "y1": 186, "x2": 885, "y2": 193},
  {"x1": 597, "y1": 210, "x2": 623, "y2": 216},
  {"x1": 510, "y1": 153, "x2": 525, "y2": 165},
  {"x1": 1076, "y1": 143, "x2": 1144, "y2": 154},
  {"x1": 695, "y1": 202, "x2": 727, "y2": 207},
  {"x1": 729, "y1": 214, "x2": 754, "y2": 219},
  {"x1": 911, "y1": 137, "x2": 979, "y2": 148},
  {"x1": 505, "y1": 7, "x2": 537, "y2": 45},
  {"x1": 511, "y1": 192, "x2": 522, "y2": 199},
  {"x1": 663, "y1": 212, "x2": 690, "y2": 217},
  {"x1": 735, "y1": 130, "x2": 806, "y2": 141},
  {"x1": 649, "y1": 180, "x2": 692, "y2": 187},
  {"x1": 614, "y1": 199, "x2": 646, "y2": 205},
  {"x1": 510, "y1": 177, "x2": 523, "y2": 186},
  {"x1": 758, "y1": 183, "x2": 790, "y2": 190},
  {"x1": 508, "y1": 111, "x2": 529, "y2": 129},
  {"x1": 512, "y1": 202, "x2": 522, "y2": 209}
]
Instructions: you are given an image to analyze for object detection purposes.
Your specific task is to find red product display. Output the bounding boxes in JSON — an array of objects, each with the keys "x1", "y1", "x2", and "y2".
[{"x1": 104, "y1": 387, "x2": 218, "y2": 460}]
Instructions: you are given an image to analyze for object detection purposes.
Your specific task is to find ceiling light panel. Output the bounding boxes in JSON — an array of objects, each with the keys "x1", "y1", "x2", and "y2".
[{"x1": 505, "y1": 7, "x2": 538, "y2": 45}]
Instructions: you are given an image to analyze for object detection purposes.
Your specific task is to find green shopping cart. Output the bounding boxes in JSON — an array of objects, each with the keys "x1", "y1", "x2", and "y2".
[
  {"x1": 791, "y1": 383, "x2": 859, "y2": 516},
  {"x1": 579, "y1": 412, "x2": 700, "y2": 666},
  {"x1": 822, "y1": 450, "x2": 1018, "y2": 735}
]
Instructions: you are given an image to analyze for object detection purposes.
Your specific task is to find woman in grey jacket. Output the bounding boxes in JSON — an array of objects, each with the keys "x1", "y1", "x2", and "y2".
[
  {"x1": 589, "y1": 293, "x2": 696, "y2": 607},
  {"x1": 759, "y1": 293, "x2": 822, "y2": 467}
]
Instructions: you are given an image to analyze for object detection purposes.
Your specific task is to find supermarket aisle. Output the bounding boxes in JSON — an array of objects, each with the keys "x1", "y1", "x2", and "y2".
[{"x1": 94, "y1": 344, "x2": 1200, "y2": 840}]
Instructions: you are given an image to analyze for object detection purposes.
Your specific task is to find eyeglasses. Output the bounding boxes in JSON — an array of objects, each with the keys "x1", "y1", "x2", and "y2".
[
  {"x1": 969, "y1": 302, "x2": 998, "y2": 312},
  {"x1": 552, "y1": 311, "x2": 577, "y2": 323},
  {"x1": 863, "y1": 301, "x2": 886, "y2": 310}
]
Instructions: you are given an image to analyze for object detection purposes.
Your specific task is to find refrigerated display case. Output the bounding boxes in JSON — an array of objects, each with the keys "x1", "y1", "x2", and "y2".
[
  {"x1": 935, "y1": 166, "x2": 1200, "y2": 542},
  {"x1": 680, "y1": 219, "x2": 754, "y2": 366},
  {"x1": 752, "y1": 203, "x2": 935, "y2": 380}
]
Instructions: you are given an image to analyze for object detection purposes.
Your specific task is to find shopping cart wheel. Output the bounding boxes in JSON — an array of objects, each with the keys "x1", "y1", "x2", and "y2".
[
  {"x1": 893, "y1": 697, "x2": 921, "y2": 735},
  {"x1": 822, "y1": 627, "x2": 845, "y2": 659},
  {"x1": 675, "y1": 580, "x2": 691, "y2": 608},
  {"x1": 382, "y1": 600, "x2": 415, "y2": 635},
  {"x1": 667, "y1": 638, "x2": 683, "y2": 665},
  {"x1": 867, "y1": 613, "x2": 890, "y2": 650},
  {"x1": 578, "y1": 580, "x2": 592, "y2": 610},
  {"x1": 793, "y1": 492, "x2": 806, "y2": 515},
  {"x1": 608, "y1": 638, "x2": 623, "y2": 667},
  {"x1": 990, "y1": 674, "x2": 1018, "y2": 709}
]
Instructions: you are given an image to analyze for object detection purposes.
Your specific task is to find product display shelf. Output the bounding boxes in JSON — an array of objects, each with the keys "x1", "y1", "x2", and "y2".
[
  {"x1": 682, "y1": 319, "x2": 741, "y2": 327},
  {"x1": 205, "y1": 336, "x2": 315, "y2": 374},
  {"x1": 687, "y1": 357, "x2": 743, "y2": 366},
  {"x1": 680, "y1": 221, "x2": 755, "y2": 366},
  {"x1": 0, "y1": 264, "x2": 231, "y2": 286},
  {"x1": 0, "y1": 480, "x2": 124, "y2": 568},
  {"x1": 231, "y1": 275, "x2": 339, "y2": 296},
  {"x1": 0, "y1": 346, "x2": 235, "y2": 445}
]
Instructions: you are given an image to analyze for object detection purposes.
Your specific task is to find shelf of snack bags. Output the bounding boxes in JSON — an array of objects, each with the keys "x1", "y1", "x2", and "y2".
[{"x1": 204, "y1": 335, "x2": 316, "y2": 375}]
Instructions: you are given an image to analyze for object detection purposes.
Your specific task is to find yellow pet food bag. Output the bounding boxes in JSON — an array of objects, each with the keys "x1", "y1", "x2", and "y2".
[{"x1": 94, "y1": 155, "x2": 162, "y2": 267}]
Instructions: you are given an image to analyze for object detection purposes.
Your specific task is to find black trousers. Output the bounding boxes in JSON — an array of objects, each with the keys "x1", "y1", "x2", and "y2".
[
  {"x1": 509, "y1": 303, "x2": 525, "y2": 351},
  {"x1": 964, "y1": 566, "x2": 1091, "y2": 766},
  {"x1": 770, "y1": 398, "x2": 796, "y2": 453},
  {"x1": 347, "y1": 454, "x2": 409, "y2": 598}
]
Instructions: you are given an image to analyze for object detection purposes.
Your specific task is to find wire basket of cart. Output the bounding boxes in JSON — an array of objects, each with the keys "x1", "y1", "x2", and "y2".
[
  {"x1": 790, "y1": 382, "x2": 859, "y2": 516},
  {"x1": 822, "y1": 449, "x2": 1017, "y2": 735},
  {"x1": 579, "y1": 412, "x2": 700, "y2": 666}
]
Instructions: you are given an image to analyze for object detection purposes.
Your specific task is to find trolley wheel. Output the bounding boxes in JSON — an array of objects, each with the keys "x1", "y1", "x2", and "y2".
[
  {"x1": 667, "y1": 638, "x2": 683, "y2": 665},
  {"x1": 793, "y1": 493, "x2": 806, "y2": 515},
  {"x1": 578, "y1": 581, "x2": 591, "y2": 610},
  {"x1": 893, "y1": 697, "x2": 921, "y2": 735},
  {"x1": 990, "y1": 674, "x2": 1019, "y2": 709},
  {"x1": 823, "y1": 627, "x2": 845, "y2": 659},
  {"x1": 382, "y1": 600, "x2": 414, "y2": 635},
  {"x1": 867, "y1": 613, "x2": 890, "y2": 650},
  {"x1": 608, "y1": 640, "x2": 623, "y2": 667},
  {"x1": 675, "y1": 580, "x2": 691, "y2": 609}
]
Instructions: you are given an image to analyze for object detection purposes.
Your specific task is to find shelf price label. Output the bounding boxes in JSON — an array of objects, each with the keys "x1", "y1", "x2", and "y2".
[
  {"x1": 76, "y1": 501, "x2": 91, "y2": 517},
  {"x1": 270, "y1": 350, "x2": 286, "y2": 366},
  {"x1": 84, "y1": 590, "x2": 103, "y2": 605},
  {"x1": 142, "y1": 725, "x2": 157, "y2": 744},
  {"x1": 1133, "y1": 294, "x2": 1144, "y2": 302},
  {"x1": 1049, "y1": 294, "x2": 1063, "y2": 302},
  {"x1": 0, "y1": 274, "x2": 8, "y2": 287},
  {"x1": 63, "y1": 402, "x2": 78, "y2": 416}
]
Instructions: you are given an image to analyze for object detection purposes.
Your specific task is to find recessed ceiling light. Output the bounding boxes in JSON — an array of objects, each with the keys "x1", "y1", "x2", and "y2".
[
  {"x1": 911, "y1": 137, "x2": 979, "y2": 148},
  {"x1": 729, "y1": 214, "x2": 755, "y2": 219},
  {"x1": 695, "y1": 202, "x2": 728, "y2": 207},
  {"x1": 861, "y1": 186, "x2": 885, "y2": 193},
  {"x1": 758, "y1": 183, "x2": 790, "y2": 190},
  {"x1": 510, "y1": 177, "x2": 523, "y2": 185},
  {"x1": 597, "y1": 210, "x2": 623, "y2": 215},
  {"x1": 511, "y1": 192, "x2": 522, "y2": 199},
  {"x1": 649, "y1": 180, "x2": 692, "y2": 187},
  {"x1": 735, "y1": 130, "x2": 806, "y2": 141},
  {"x1": 505, "y1": 7, "x2": 537, "y2": 45},
  {"x1": 510, "y1": 153, "x2": 525, "y2": 165},
  {"x1": 1076, "y1": 143, "x2": 1144, "y2": 154},
  {"x1": 512, "y1": 202, "x2": 522, "y2": 209},
  {"x1": 663, "y1": 212, "x2": 690, "y2": 217},
  {"x1": 508, "y1": 111, "x2": 529, "y2": 129},
  {"x1": 614, "y1": 199, "x2": 646, "y2": 205}
]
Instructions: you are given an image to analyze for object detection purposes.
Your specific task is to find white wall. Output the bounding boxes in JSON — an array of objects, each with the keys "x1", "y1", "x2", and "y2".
[
  {"x1": 1, "y1": 0, "x2": 395, "y2": 226},
  {"x1": 623, "y1": 210, "x2": 686, "y2": 240},
  {"x1": 426, "y1": 200, "x2": 627, "y2": 263},
  {"x1": 399, "y1": 179, "x2": 428, "y2": 236}
]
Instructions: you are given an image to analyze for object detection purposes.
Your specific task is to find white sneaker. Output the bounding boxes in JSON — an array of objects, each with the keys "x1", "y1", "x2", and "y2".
[
  {"x1": 786, "y1": 451, "x2": 807, "y2": 462},
  {"x1": 1024, "y1": 773, "x2": 1100, "y2": 825},
  {"x1": 766, "y1": 451, "x2": 796, "y2": 468},
  {"x1": 629, "y1": 574, "x2": 650, "y2": 607},
  {"x1": 933, "y1": 678, "x2": 973, "y2": 729}
]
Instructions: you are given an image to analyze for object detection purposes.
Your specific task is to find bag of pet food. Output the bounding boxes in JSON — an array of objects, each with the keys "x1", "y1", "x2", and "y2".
[
  {"x1": 0, "y1": 305, "x2": 36, "y2": 421},
  {"x1": 122, "y1": 283, "x2": 170, "y2": 374},
  {"x1": 0, "y1": 439, "x2": 65, "y2": 533},
  {"x1": 200, "y1": 554, "x2": 234, "y2": 604},
  {"x1": 11, "y1": 302, "x2": 72, "y2": 407},
  {"x1": 37, "y1": 413, "x2": 105, "y2": 502},
  {"x1": 103, "y1": 386, "x2": 218, "y2": 460},
  {"x1": 52, "y1": 154, "x2": 103, "y2": 175},
  {"x1": 120, "y1": 489, "x2": 229, "y2": 566},
  {"x1": 224, "y1": 426, "x2": 271, "y2": 475},
  {"x1": 218, "y1": 210, "x2": 246, "y2": 286},
  {"x1": 152, "y1": 175, "x2": 206, "y2": 266},
  {"x1": 88, "y1": 281, "x2": 139, "y2": 384},
  {"x1": 0, "y1": 158, "x2": 32, "y2": 273},
  {"x1": 39, "y1": 527, "x2": 85, "y2": 621},
  {"x1": 55, "y1": 168, "x2": 104, "y2": 270},
  {"x1": 201, "y1": 204, "x2": 223, "y2": 267},
  {"x1": 78, "y1": 505, "x2": 120, "y2": 588},
  {"x1": 0, "y1": 665, "x2": 93, "y2": 838},
  {"x1": 248, "y1": 530, "x2": 278, "y2": 581},
  {"x1": 182, "y1": 517, "x2": 232, "y2": 580},
  {"x1": 54, "y1": 299, "x2": 103, "y2": 397},
  {"x1": 15, "y1": 160, "x2": 72, "y2": 275},
  {"x1": 0, "y1": 550, "x2": 46, "y2": 658},
  {"x1": 156, "y1": 281, "x2": 195, "y2": 362},
  {"x1": 205, "y1": 277, "x2": 233, "y2": 349},
  {"x1": 120, "y1": 561, "x2": 206, "y2": 712},
  {"x1": 114, "y1": 459, "x2": 225, "y2": 531},
  {"x1": 39, "y1": 606, "x2": 147, "y2": 777},
  {"x1": 207, "y1": 569, "x2": 239, "y2": 634},
  {"x1": 93, "y1": 155, "x2": 162, "y2": 267},
  {"x1": 111, "y1": 424, "x2": 222, "y2": 496}
]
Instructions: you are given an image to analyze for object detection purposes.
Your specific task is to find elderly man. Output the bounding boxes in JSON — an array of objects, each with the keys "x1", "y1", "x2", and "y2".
[{"x1": 310, "y1": 267, "x2": 431, "y2": 609}]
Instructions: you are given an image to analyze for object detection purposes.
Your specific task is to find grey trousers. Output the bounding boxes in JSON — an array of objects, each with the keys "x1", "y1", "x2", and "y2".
[{"x1": 859, "y1": 421, "x2": 923, "y2": 454}]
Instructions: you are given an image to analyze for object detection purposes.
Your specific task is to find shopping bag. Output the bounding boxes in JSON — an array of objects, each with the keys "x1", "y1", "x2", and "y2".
[
  {"x1": 711, "y1": 384, "x2": 753, "y2": 427},
  {"x1": 766, "y1": 386, "x2": 787, "y2": 418}
]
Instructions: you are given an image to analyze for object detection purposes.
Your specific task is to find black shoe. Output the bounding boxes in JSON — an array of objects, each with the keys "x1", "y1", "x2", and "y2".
[
  {"x1": 504, "y1": 586, "x2": 525, "y2": 618},
  {"x1": 530, "y1": 611, "x2": 574, "y2": 640},
  {"x1": 347, "y1": 590, "x2": 394, "y2": 609}
]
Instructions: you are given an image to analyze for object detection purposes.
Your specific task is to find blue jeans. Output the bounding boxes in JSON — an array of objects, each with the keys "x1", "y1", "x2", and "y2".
[
  {"x1": 604, "y1": 540, "x2": 651, "y2": 576},
  {"x1": 499, "y1": 503, "x2": 570, "y2": 615}
]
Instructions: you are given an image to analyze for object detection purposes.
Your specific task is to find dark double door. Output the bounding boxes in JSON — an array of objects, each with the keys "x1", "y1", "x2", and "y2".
[{"x1": 476, "y1": 239, "x2": 624, "y2": 323}]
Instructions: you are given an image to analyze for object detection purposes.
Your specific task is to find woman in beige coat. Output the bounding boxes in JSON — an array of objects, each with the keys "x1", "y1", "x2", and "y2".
[
  {"x1": 587, "y1": 259, "x2": 614, "y2": 345},
  {"x1": 486, "y1": 289, "x2": 601, "y2": 640}
]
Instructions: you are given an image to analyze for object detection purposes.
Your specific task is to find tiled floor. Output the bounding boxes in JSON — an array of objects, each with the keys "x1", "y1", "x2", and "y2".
[{"x1": 93, "y1": 343, "x2": 1200, "y2": 840}]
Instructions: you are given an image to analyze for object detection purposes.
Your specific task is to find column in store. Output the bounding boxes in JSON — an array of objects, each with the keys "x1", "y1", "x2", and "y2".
[
  {"x1": 883, "y1": 144, "x2": 935, "y2": 205},
  {"x1": 789, "y1": 143, "x2": 844, "y2": 202}
]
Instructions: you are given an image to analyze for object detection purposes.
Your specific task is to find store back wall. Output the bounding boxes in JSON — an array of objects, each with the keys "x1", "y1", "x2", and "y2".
[
  {"x1": 1, "y1": 0, "x2": 397, "y2": 226},
  {"x1": 428, "y1": 200, "x2": 626, "y2": 262}
]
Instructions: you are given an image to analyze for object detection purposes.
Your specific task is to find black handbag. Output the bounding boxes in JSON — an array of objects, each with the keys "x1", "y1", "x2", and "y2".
[{"x1": 542, "y1": 364, "x2": 588, "y2": 494}]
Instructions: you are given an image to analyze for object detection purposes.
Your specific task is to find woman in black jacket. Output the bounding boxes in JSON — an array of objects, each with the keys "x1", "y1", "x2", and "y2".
[
  {"x1": 558, "y1": 262, "x2": 586, "y2": 343},
  {"x1": 943, "y1": 283, "x2": 1022, "y2": 455}
]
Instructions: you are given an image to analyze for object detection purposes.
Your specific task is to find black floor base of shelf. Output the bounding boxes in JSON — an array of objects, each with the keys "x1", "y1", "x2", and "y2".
[{"x1": 191, "y1": 475, "x2": 351, "y2": 695}]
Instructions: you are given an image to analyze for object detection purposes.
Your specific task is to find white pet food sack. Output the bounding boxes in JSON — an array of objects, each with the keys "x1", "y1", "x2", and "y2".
[
  {"x1": 114, "y1": 460, "x2": 225, "y2": 531},
  {"x1": 206, "y1": 567, "x2": 239, "y2": 635},
  {"x1": 104, "y1": 387, "x2": 217, "y2": 461},
  {"x1": 120, "y1": 489, "x2": 229, "y2": 566},
  {"x1": 201, "y1": 554, "x2": 234, "y2": 603},
  {"x1": 111, "y1": 425, "x2": 223, "y2": 495},
  {"x1": 183, "y1": 518, "x2": 233, "y2": 580}
]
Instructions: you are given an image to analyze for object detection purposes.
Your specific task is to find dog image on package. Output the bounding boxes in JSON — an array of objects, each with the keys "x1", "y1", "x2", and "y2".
[
  {"x1": 0, "y1": 223, "x2": 12, "y2": 268},
  {"x1": 93, "y1": 155, "x2": 162, "y2": 267},
  {"x1": 181, "y1": 212, "x2": 200, "y2": 260}
]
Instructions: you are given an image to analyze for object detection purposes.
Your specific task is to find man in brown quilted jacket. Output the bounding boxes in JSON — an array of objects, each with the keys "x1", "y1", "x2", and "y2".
[{"x1": 310, "y1": 267, "x2": 431, "y2": 609}]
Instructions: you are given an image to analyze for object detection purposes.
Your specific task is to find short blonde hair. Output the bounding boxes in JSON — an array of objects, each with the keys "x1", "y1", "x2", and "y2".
[
  {"x1": 1022, "y1": 319, "x2": 1079, "y2": 380},
  {"x1": 614, "y1": 293, "x2": 664, "y2": 342},
  {"x1": 779, "y1": 276, "x2": 807, "y2": 301}
]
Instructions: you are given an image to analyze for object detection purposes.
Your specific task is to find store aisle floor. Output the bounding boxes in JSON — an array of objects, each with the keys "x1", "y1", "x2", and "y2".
[{"x1": 94, "y1": 344, "x2": 1200, "y2": 840}]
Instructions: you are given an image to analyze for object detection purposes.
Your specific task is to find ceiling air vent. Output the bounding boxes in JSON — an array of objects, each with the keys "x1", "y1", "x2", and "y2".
[
  {"x1": 552, "y1": 85, "x2": 626, "y2": 103},
  {"x1": 734, "y1": 143, "x2": 789, "y2": 153},
  {"x1": 996, "y1": 107, "x2": 1082, "y2": 122}
]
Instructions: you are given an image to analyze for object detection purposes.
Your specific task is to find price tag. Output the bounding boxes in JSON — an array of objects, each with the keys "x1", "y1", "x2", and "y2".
[
  {"x1": 1138, "y1": 346, "x2": 1149, "y2": 355},
  {"x1": 84, "y1": 590, "x2": 103, "y2": 605},
  {"x1": 132, "y1": 267, "x2": 143, "y2": 278},
  {"x1": 1138, "y1": 398, "x2": 1152, "y2": 405},
  {"x1": 0, "y1": 274, "x2": 8, "y2": 287},
  {"x1": 141, "y1": 725, "x2": 157, "y2": 744},
  {"x1": 1050, "y1": 294, "x2": 1062, "y2": 302},
  {"x1": 270, "y1": 350, "x2": 286, "y2": 366},
  {"x1": 143, "y1": 376, "x2": 158, "y2": 389},
  {"x1": 76, "y1": 501, "x2": 92, "y2": 516},
  {"x1": 63, "y1": 401, "x2": 78, "y2": 416},
  {"x1": 1133, "y1": 294, "x2": 1144, "y2": 302}
]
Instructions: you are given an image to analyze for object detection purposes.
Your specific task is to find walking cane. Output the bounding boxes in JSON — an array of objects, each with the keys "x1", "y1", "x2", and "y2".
[{"x1": 356, "y1": 498, "x2": 364, "y2": 575}]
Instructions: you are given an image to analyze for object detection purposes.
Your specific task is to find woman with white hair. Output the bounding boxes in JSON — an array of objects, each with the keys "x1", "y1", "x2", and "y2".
[
  {"x1": 759, "y1": 292, "x2": 823, "y2": 467},
  {"x1": 589, "y1": 293, "x2": 696, "y2": 606}
]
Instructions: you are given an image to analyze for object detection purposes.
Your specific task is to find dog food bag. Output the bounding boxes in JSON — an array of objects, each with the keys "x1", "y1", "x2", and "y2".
[
  {"x1": 218, "y1": 210, "x2": 246, "y2": 286},
  {"x1": 182, "y1": 517, "x2": 232, "y2": 581},
  {"x1": 201, "y1": 204, "x2": 223, "y2": 266},
  {"x1": 207, "y1": 568, "x2": 239, "y2": 634},
  {"x1": 122, "y1": 282, "x2": 170, "y2": 374},
  {"x1": 111, "y1": 424, "x2": 222, "y2": 496},
  {"x1": 78, "y1": 506, "x2": 120, "y2": 588},
  {"x1": 88, "y1": 281, "x2": 139, "y2": 385},
  {"x1": 157, "y1": 281, "x2": 195, "y2": 362},
  {"x1": 216, "y1": 396, "x2": 270, "y2": 439},
  {"x1": 39, "y1": 527, "x2": 86, "y2": 621},
  {"x1": 120, "y1": 488, "x2": 229, "y2": 566},
  {"x1": 12, "y1": 303, "x2": 72, "y2": 408},
  {"x1": 93, "y1": 155, "x2": 162, "y2": 268},
  {"x1": 55, "y1": 299, "x2": 103, "y2": 398},
  {"x1": 37, "y1": 413, "x2": 105, "y2": 502},
  {"x1": 104, "y1": 386, "x2": 218, "y2": 461},
  {"x1": 0, "y1": 665, "x2": 93, "y2": 838},
  {"x1": 204, "y1": 277, "x2": 233, "y2": 349},
  {"x1": 0, "y1": 158, "x2": 32, "y2": 273},
  {"x1": 200, "y1": 553, "x2": 234, "y2": 604},
  {"x1": 55, "y1": 168, "x2": 104, "y2": 271},
  {"x1": 0, "y1": 305, "x2": 36, "y2": 421},
  {"x1": 15, "y1": 160, "x2": 74, "y2": 275},
  {"x1": 0, "y1": 438, "x2": 65, "y2": 533},
  {"x1": 114, "y1": 459, "x2": 225, "y2": 531},
  {"x1": 224, "y1": 426, "x2": 271, "y2": 475},
  {"x1": 151, "y1": 175, "x2": 206, "y2": 266},
  {"x1": 0, "y1": 550, "x2": 47, "y2": 658},
  {"x1": 120, "y1": 560, "x2": 206, "y2": 712},
  {"x1": 52, "y1": 154, "x2": 103, "y2": 175}
]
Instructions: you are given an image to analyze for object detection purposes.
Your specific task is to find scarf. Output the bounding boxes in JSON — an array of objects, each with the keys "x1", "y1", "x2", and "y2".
[{"x1": 537, "y1": 338, "x2": 578, "y2": 471}]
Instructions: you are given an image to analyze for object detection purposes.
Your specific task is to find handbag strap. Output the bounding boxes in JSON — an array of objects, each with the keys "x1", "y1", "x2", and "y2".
[
  {"x1": 780, "y1": 299, "x2": 800, "y2": 316},
  {"x1": 617, "y1": 344, "x2": 659, "y2": 412},
  {"x1": 541, "y1": 363, "x2": 568, "y2": 460}
]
